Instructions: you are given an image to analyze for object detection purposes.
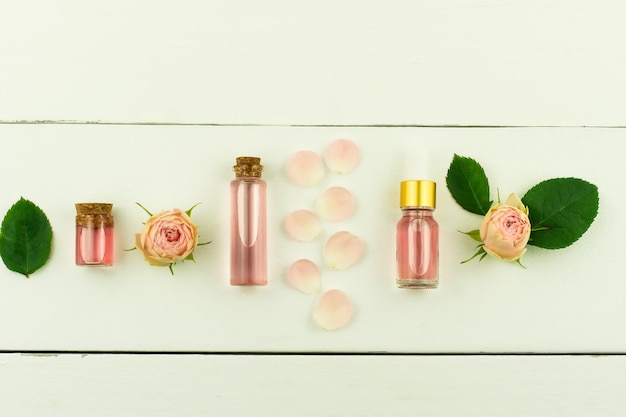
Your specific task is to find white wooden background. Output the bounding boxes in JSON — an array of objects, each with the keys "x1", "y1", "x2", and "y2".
[{"x1": 2, "y1": 0, "x2": 626, "y2": 415}]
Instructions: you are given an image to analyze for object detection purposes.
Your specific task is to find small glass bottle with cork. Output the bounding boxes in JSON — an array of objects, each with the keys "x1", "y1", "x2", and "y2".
[{"x1": 75, "y1": 203, "x2": 114, "y2": 266}]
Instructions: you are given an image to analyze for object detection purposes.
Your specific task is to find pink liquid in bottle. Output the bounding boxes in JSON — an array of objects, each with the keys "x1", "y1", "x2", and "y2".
[
  {"x1": 75, "y1": 203, "x2": 114, "y2": 266},
  {"x1": 76, "y1": 225, "x2": 114, "y2": 265},
  {"x1": 230, "y1": 157, "x2": 267, "y2": 286},
  {"x1": 396, "y1": 209, "x2": 439, "y2": 288}
]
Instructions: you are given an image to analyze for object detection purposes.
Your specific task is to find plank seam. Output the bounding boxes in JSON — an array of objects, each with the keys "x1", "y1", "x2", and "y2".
[
  {"x1": 2, "y1": 120, "x2": 626, "y2": 129},
  {"x1": 2, "y1": 350, "x2": 624, "y2": 357}
]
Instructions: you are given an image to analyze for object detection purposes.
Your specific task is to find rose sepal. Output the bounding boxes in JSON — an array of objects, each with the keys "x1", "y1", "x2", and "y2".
[
  {"x1": 461, "y1": 245, "x2": 487, "y2": 264},
  {"x1": 460, "y1": 229, "x2": 482, "y2": 242}
]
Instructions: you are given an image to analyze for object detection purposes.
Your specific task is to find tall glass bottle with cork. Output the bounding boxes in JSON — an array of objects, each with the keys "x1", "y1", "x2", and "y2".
[{"x1": 230, "y1": 156, "x2": 268, "y2": 286}]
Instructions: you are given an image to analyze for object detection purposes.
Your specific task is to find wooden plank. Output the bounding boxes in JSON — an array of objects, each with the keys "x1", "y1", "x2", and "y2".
[
  {"x1": 1, "y1": 1, "x2": 625, "y2": 125},
  {"x1": 1, "y1": 353, "x2": 625, "y2": 416},
  {"x1": 0, "y1": 124, "x2": 621, "y2": 353}
]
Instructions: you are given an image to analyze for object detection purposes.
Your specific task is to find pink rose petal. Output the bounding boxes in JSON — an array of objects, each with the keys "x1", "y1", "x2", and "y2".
[
  {"x1": 313, "y1": 289, "x2": 353, "y2": 330},
  {"x1": 324, "y1": 138, "x2": 360, "y2": 174},
  {"x1": 287, "y1": 259, "x2": 321, "y2": 294},
  {"x1": 284, "y1": 210, "x2": 322, "y2": 242},
  {"x1": 287, "y1": 150, "x2": 325, "y2": 187},
  {"x1": 316, "y1": 186, "x2": 355, "y2": 221},
  {"x1": 324, "y1": 231, "x2": 364, "y2": 270}
]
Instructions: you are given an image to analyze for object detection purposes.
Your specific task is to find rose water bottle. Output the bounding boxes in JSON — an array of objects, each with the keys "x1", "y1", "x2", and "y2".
[
  {"x1": 75, "y1": 203, "x2": 114, "y2": 266},
  {"x1": 396, "y1": 180, "x2": 439, "y2": 288},
  {"x1": 230, "y1": 157, "x2": 267, "y2": 286}
]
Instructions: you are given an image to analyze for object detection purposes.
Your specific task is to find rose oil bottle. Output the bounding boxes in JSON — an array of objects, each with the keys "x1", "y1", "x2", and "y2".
[
  {"x1": 396, "y1": 180, "x2": 439, "y2": 288},
  {"x1": 230, "y1": 157, "x2": 267, "y2": 286},
  {"x1": 75, "y1": 203, "x2": 114, "y2": 266}
]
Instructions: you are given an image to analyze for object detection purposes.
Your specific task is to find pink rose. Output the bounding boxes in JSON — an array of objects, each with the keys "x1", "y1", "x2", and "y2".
[
  {"x1": 480, "y1": 193, "x2": 531, "y2": 261},
  {"x1": 135, "y1": 209, "x2": 199, "y2": 266}
]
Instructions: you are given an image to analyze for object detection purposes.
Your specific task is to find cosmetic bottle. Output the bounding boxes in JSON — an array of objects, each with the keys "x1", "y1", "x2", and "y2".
[
  {"x1": 75, "y1": 203, "x2": 114, "y2": 266},
  {"x1": 230, "y1": 157, "x2": 267, "y2": 286},
  {"x1": 396, "y1": 180, "x2": 438, "y2": 288}
]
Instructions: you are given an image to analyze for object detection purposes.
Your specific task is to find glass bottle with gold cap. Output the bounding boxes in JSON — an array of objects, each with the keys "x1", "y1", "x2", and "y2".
[
  {"x1": 230, "y1": 156, "x2": 268, "y2": 286},
  {"x1": 75, "y1": 203, "x2": 114, "y2": 266},
  {"x1": 396, "y1": 180, "x2": 438, "y2": 288}
]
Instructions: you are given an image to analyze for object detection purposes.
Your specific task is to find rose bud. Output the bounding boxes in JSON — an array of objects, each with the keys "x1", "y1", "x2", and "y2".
[
  {"x1": 479, "y1": 193, "x2": 531, "y2": 261},
  {"x1": 135, "y1": 209, "x2": 199, "y2": 266}
]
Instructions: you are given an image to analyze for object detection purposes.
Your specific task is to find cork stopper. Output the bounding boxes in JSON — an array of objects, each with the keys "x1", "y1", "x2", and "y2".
[
  {"x1": 75, "y1": 203, "x2": 114, "y2": 227},
  {"x1": 233, "y1": 156, "x2": 263, "y2": 178}
]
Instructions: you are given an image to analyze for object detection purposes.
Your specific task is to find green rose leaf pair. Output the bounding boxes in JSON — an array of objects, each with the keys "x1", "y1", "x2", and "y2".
[
  {"x1": 446, "y1": 154, "x2": 599, "y2": 250},
  {"x1": 0, "y1": 198, "x2": 53, "y2": 277}
]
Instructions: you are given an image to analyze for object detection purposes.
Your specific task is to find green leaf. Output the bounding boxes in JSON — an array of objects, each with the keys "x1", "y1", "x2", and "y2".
[
  {"x1": 0, "y1": 198, "x2": 53, "y2": 277},
  {"x1": 522, "y1": 178, "x2": 599, "y2": 249},
  {"x1": 446, "y1": 154, "x2": 492, "y2": 215}
]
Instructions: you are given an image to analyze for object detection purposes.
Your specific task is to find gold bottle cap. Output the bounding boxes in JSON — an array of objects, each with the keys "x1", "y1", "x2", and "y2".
[
  {"x1": 234, "y1": 156, "x2": 263, "y2": 178},
  {"x1": 400, "y1": 180, "x2": 436, "y2": 208}
]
